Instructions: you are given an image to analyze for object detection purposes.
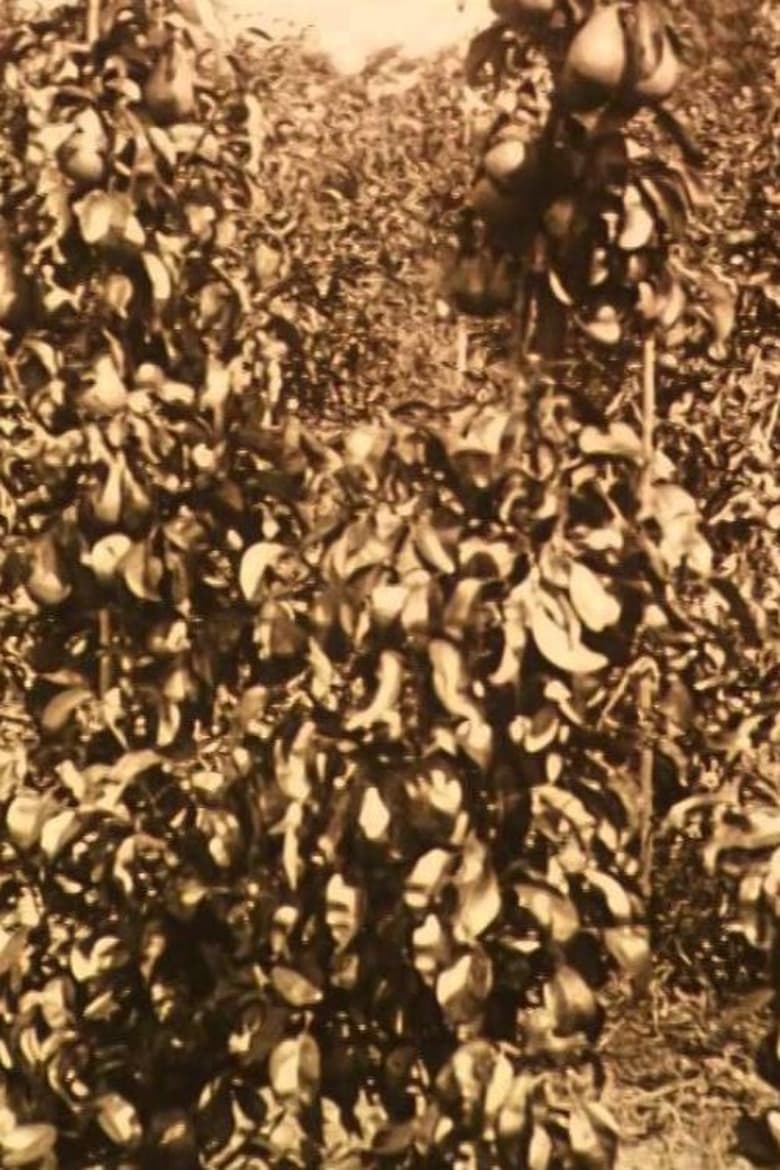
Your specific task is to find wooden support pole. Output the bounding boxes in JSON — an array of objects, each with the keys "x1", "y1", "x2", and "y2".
[
  {"x1": 639, "y1": 332, "x2": 657, "y2": 899},
  {"x1": 98, "y1": 607, "x2": 112, "y2": 700},
  {"x1": 642, "y1": 331, "x2": 656, "y2": 468},
  {"x1": 455, "y1": 317, "x2": 468, "y2": 398},
  {"x1": 86, "y1": 0, "x2": 101, "y2": 47}
]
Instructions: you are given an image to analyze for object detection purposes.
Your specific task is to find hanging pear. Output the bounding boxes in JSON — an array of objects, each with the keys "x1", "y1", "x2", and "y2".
[
  {"x1": 491, "y1": 0, "x2": 556, "y2": 19},
  {"x1": 57, "y1": 108, "x2": 108, "y2": 187},
  {"x1": 91, "y1": 455, "x2": 125, "y2": 528},
  {"x1": 144, "y1": 34, "x2": 197, "y2": 126},
  {"x1": 628, "y1": 1, "x2": 681, "y2": 101},
  {"x1": 25, "y1": 533, "x2": 70, "y2": 607},
  {"x1": 121, "y1": 464, "x2": 152, "y2": 532},
  {"x1": 483, "y1": 137, "x2": 533, "y2": 186},
  {"x1": 446, "y1": 250, "x2": 516, "y2": 317},
  {"x1": 559, "y1": 4, "x2": 627, "y2": 110},
  {"x1": 0, "y1": 221, "x2": 32, "y2": 331},
  {"x1": 469, "y1": 176, "x2": 528, "y2": 230}
]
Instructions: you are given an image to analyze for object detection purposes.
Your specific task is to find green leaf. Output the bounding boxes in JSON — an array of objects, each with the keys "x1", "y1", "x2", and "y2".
[
  {"x1": 436, "y1": 949, "x2": 493, "y2": 1024},
  {"x1": 584, "y1": 869, "x2": 634, "y2": 922},
  {"x1": 531, "y1": 602, "x2": 608, "y2": 675},
  {"x1": 40, "y1": 809, "x2": 79, "y2": 859},
  {"x1": 1, "y1": 1123, "x2": 58, "y2": 1167},
  {"x1": 405, "y1": 848, "x2": 453, "y2": 911},
  {"x1": 569, "y1": 1104, "x2": 617, "y2": 1169},
  {"x1": 41, "y1": 686, "x2": 93, "y2": 734},
  {"x1": 569, "y1": 563, "x2": 621, "y2": 632},
  {"x1": 580, "y1": 306, "x2": 621, "y2": 346},
  {"x1": 25, "y1": 534, "x2": 70, "y2": 607},
  {"x1": 74, "y1": 191, "x2": 144, "y2": 248},
  {"x1": 345, "y1": 651, "x2": 404, "y2": 732},
  {"x1": 95, "y1": 1093, "x2": 142, "y2": 1147},
  {"x1": 456, "y1": 858, "x2": 501, "y2": 942},
  {"x1": 120, "y1": 540, "x2": 163, "y2": 601},
  {"x1": 544, "y1": 965, "x2": 598, "y2": 1035},
  {"x1": 618, "y1": 197, "x2": 655, "y2": 251},
  {"x1": 579, "y1": 422, "x2": 643, "y2": 461},
  {"x1": 6, "y1": 790, "x2": 49, "y2": 850},
  {"x1": 700, "y1": 271, "x2": 736, "y2": 343},
  {"x1": 325, "y1": 873, "x2": 363, "y2": 951},
  {"x1": 370, "y1": 582, "x2": 410, "y2": 626},
  {"x1": 271, "y1": 965, "x2": 323, "y2": 1007},
  {"x1": 455, "y1": 717, "x2": 494, "y2": 770},
  {"x1": 496, "y1": 1074, "x2": 533, "y2": 1140},
  {"x1": 604, "y1": 925, "x2": 652, "y2": 984},
  {"x1": 269, "y1": 1034, "x2": 321, "y2": 1105},
  {"x1": 413, "y1": 519, "x2": 456, "y2": 574},
  {"x1": 358, "y1": 786, "x2": 391, "y2": 840},
  {"x1": 527, "y1": 1124, "x2": 553, "y2": 1170},
  {"x1": 143, "y1": 250, "x2": 173, "y2": 304},
  {"x1": 515, "y1": 882, "x2": 580, "y2": 943},
  {"x1": 429, "y1": 639, "x2": 483, "y2": 721},
  {"x1": 240, "y1": 542, "x2": 297, "y2": 602},
  {"x1": 412, "y1": 913, "x2": 447, "y2": 985},
  {"x1": 89, "y1": 533, "x2": 132, "y2": 583},
  {"x1": 0, "y1": 928, "x2": 28, "y2": 977}
]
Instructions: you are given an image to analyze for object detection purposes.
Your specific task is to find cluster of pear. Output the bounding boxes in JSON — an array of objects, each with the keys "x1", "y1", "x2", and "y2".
[
  {"x1": 447, "y1": 0, "x2": 686, "y2": 342},
  {"x1": 0, "y1": 27, "x2": 197, "y2": 332},
  {"x1": 560, "y1": 0, "x2": 680, "y2": 110},
  {"x1": 490, "y1": 0, "x2": 679, "y2": 107},
  {"x1": 58, "y1": 29, "x2": 198, "y2": 187}
]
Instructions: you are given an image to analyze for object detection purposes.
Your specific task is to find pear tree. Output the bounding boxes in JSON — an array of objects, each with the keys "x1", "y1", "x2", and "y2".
[{"x1": 445, "y1": 0, "x2": 732, "y2": 893}]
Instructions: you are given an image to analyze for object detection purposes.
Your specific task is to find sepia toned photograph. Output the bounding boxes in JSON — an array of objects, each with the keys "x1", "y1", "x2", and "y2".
[{"x1": 0, "y1": 1, "x2": 778, "y2": 1167}]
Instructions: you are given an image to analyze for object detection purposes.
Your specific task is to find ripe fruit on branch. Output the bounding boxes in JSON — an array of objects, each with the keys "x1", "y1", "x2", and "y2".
[
  {"x1": 0, "y1": 222, "x2": 32, "y2": 330},
  {"x1": 25, "y1": 534, "x2": 70, "y2": 607},
  {"x1": 559, "y1": 1, "x2": 681, "y2": 110},
  {"x1": 468, "y1": 133, "x2": 543, "y2": 238},
  {"x1": 633, "y1": 34, "x2": 679, "y2": 100},
  {"x1": 90, "y1": 533, "x2": 132, "y2": 584},
  {"x1": 144, "y1": 34, "x2": 196, "y2": 125},
  {"x1": 491, "y1": 0, "x2": 557, "y2": 18},
  {"x1": 59, "y1": 142, "x2": 105, "y2": 186},
  {"x1": 626, "y1": 0, "x2": 681, "y2": 100},
  {"x1": 91, "y1": 455, "x2": 125, "y2": 528},
  {"x1": 580, "y1": 303, "x2": 622, "y2": 345},
  {"x1": 560, "y1": 4, "x2": 627, "y2": 110},
  {"x1": 483, "y1": 137, "x2": 533, "y2": 185},
  {"x1": 57, "y1": 108, "x2": 108, "y2": 187},
  {"x1": 445, "y1": 250, "x2": 516, "y2": 317},
  {"x1": 469, "y1": 177, "x2": 528, "y2": 229}
]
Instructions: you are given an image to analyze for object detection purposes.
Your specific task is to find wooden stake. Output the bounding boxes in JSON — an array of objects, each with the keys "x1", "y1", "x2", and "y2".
[
  {"x1": 86, "y1": 0, "x2": 101, "y2": 47},
  {"x1": 639, "y1": 331, "x2": 656, "y2": 899},
  {"x1": 98, "y1": 607, "x2": 112, "y2": 699},
  {"x1": 641, "y1": 331, "x2": 656, "y2": 489},
  {"x1": 638, "y1": 670, "x2": 655, "y2": 900},
  {"x1": 455, "y1": 317, "x2": 468, "y2": 397}
]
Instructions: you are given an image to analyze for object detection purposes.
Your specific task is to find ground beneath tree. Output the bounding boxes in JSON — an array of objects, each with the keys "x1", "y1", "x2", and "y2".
[{"x1": 604, "y1": 981, "x2": 777, "y2": 1169}]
